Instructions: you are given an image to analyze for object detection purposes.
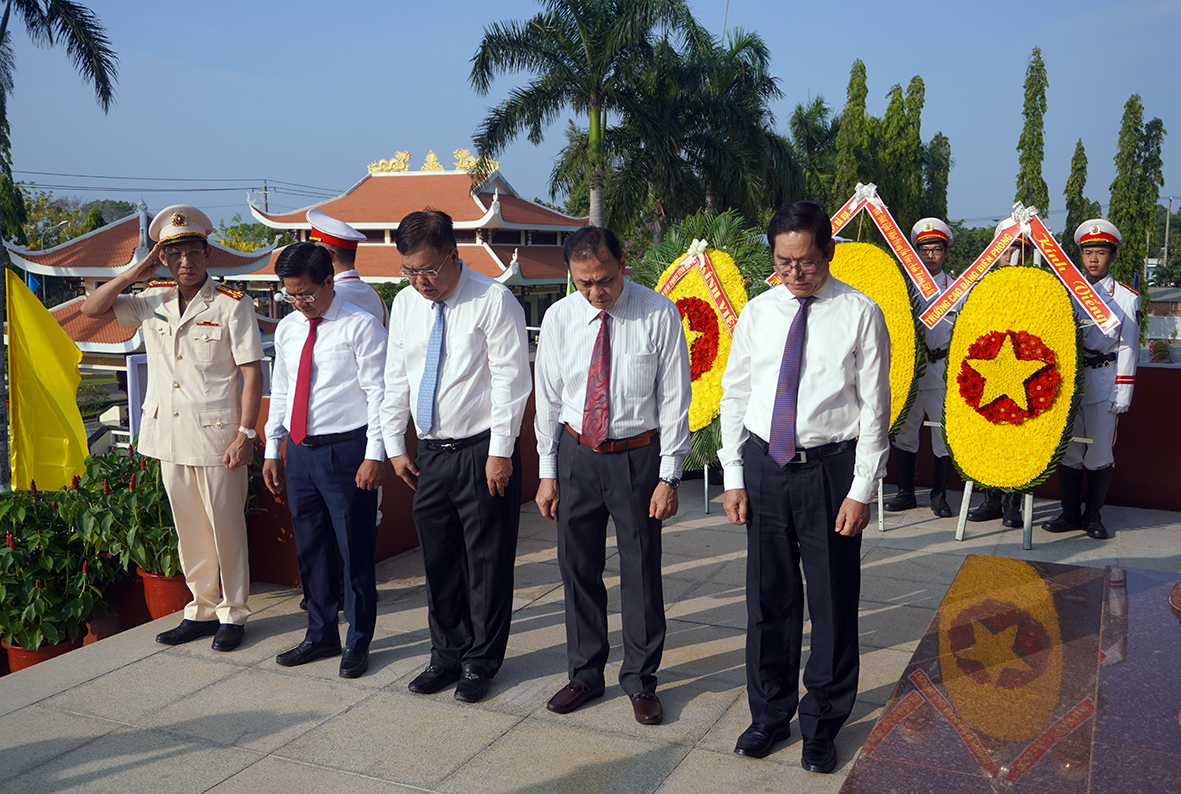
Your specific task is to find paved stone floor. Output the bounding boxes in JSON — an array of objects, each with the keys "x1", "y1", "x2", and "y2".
[{"x1": 1, "y1": 484, "x2": 1177, "y2": 793}]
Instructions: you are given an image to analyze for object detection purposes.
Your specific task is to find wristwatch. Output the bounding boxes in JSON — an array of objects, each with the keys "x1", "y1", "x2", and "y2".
[
  {"x1": 659, "y1": 476, "x2": 681, "y2": 490},
  {"x1": 238, "y1": 426, "x2": 257, "y2": 439}
]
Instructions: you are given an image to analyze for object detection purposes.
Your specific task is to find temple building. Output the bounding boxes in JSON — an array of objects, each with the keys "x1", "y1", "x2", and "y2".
[
  {"x1": 4, "y1": 202, "x2": 278, "y2": 368},
  {"x1": 248, "y1": 149, "x2": 588, "y2": 327}
]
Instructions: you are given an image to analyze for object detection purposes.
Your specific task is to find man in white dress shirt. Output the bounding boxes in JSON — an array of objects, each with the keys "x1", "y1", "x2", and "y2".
[
  {"x1": 534, "y1": 226, "x2": 691, "y2": 726},
  {"x1": 308, "y1": 208, "x2": 388, "y2": 324},
  {"x1": 262, "y1": 242, "x2": 387, "y2": 678},
  {"x1": 381, "y1": 210, "x2": 531, "y2": 703},
  {"x1": 1042, "y1": 219, "x2": 1139, "y2": 540},
  {"x1": 884, "y1": 218, "x2": 957, "y2": 517},
  {"x1": 720, "y1": 201, "x2": 891, "y2": 772}
]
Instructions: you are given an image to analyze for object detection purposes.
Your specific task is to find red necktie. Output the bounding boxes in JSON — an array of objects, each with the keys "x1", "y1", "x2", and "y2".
[
  {"x1": 288, "y1": 316, "x2": 322, "y2": 446},
  {"x1": 582, "y1": 311, "x2": 610, "y2": 449}
]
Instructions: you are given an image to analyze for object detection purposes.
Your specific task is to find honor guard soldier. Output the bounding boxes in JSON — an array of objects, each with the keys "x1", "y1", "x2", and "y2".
[
  {"x1": 81, "y1": 205, "x2": 264, "y2": 651},
  {"x1": 308, "y1": 208, "x2": 388, "y2": 324},
  {"x1": 1042, "y1": 219, "x2": 1139, "y2": 539},
  {"x1": 967, "y1": 225, "x2": 1036, "y2": 528},
  {"x1": 884, "y1": 218, "x2": 957, "y2": 517}
]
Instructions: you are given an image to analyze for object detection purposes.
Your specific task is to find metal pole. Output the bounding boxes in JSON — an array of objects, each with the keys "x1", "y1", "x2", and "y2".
[{"x1": 1163, "y1": 197, "x2": 1173, "y2": 282}]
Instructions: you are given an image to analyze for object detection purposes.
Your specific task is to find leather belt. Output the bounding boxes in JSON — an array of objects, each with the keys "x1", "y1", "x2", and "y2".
[
  {"x1": 566, "y1": 424, "x2": 656, "y2": 453},
  {"x1": 1082, "y1": 349, "x2": 1117, "y2": 368},
  {"x1": 421, "y1": 429, "x2": 491, "y2": 454},
  {"x1": 748, "y1": 433, "x2": 857, "y2": 464},
  {"x1": 925, "y1": 345, "x2": 948, "y2": 362},
  {"x1": 300, "y1": 426, "x2": 365, "y2": 447}
]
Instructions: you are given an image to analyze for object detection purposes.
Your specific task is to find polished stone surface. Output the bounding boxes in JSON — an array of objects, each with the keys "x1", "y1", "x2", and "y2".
[{"x1": 842, "y1": 554, "x2": 1181, "y2": 793}]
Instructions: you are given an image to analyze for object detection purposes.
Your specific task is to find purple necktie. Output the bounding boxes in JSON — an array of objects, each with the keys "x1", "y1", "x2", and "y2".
[
  {"x1": 582, "y1": 311, "x2": 610, "y2": 449},
  {"x1": 768, "y1": 296, "x2": 814, "y2": 466}
]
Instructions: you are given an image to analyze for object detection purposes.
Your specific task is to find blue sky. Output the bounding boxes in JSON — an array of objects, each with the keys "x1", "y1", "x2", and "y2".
[{"x1": 8, "y1": 0, "x2": 1179, "y2": 232}]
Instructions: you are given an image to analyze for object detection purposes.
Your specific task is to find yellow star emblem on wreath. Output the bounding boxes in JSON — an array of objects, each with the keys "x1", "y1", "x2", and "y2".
[{"x1": 965, "y1": 335, "x2": 1047, "y2": 412}]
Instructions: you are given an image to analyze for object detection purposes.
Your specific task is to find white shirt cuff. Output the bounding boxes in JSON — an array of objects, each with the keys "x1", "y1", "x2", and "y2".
[
  {"x1": 538, "y1": 454, "x2": 558, "y2": 480},
  {"x1": 723, "y1": 464, "x2": 745, "y2": 491},
  {"x1": 488, "y1": 433, "x2": 515, "y2": 459},
  {"x1": 385, "y1": 434, "x2": 408, "y2": 459},
  {"x1": 847, "y1": 476, "x2": 876, "y2": 505}
]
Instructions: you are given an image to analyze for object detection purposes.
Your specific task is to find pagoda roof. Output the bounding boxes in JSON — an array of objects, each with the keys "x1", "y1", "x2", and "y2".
[
  {"x1": 5, "y1": 211, "x2": 277, "y2": 278},
  {"x1": 247, "y1": 242, "x2": 568, "y2": 286},
  {"x1": 249, "y1": 169, "x2": 587, "y2": 231}
]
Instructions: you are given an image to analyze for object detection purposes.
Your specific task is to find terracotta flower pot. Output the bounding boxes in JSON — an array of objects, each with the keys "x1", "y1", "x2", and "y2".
[
  {"x1": 1, "y1": 636, "x2": 84, "y2": 672},
  {"x1": 137, "y1": 567, "x2": 192, "y2": 620}
]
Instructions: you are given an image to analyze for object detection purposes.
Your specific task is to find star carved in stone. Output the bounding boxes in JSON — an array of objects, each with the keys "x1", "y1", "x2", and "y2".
[
  {"x1": 966, "y1": 334, "x2": 1048, "y2": 412},
  {"x1": 955, "y1": 621, "x2": 1034, "y2": 687}
]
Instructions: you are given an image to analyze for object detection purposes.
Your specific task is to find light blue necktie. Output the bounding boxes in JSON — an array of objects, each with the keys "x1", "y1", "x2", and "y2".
[{"x1": 416, "y1": 301, "x2": 445, "y2": 434}]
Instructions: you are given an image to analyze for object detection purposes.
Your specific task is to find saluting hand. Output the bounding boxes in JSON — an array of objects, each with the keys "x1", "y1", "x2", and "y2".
[
  {"x1": 127, "y1": 243, "x2": 165, "y2": 283},
  {"x1": 390, "y1": 454, "x2": 419, "y2": 491}
]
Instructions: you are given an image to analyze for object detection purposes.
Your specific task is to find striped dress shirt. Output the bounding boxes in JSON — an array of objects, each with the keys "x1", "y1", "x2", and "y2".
[{"x1": 534, "y1": 280, "x2": 692, "y2": 480}]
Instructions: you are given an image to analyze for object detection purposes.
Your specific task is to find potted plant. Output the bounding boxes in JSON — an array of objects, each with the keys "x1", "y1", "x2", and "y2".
[
  {"x1": 79, "y1": 448, "x2": 189, "y2": 620},
  {"x1": 0, "y1": 481, "x2": 117, "y2": 671}
]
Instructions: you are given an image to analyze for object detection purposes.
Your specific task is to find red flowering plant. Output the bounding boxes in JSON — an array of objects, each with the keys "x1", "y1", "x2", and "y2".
[{"x1": 0, "y1": 481, "x2": 117, "y2": 651}]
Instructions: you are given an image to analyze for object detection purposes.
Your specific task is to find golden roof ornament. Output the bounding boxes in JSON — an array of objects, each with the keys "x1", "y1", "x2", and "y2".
[
  {"x1": 421, "y1": 150, "x2": 444, "y2": 172},
  {"x1": 368, "y1": 152, "x2": 411, "y2": 173}
]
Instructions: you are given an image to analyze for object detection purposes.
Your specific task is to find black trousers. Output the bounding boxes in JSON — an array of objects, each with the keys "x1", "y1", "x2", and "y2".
[
  {"x1": 285, "y1": 432, "x2": 378, "y2": 652},
  {"x1": 413, "y1": 435, "x2": 521, "y2": 677},
  {"x1": 744, "y1": 438, "x2": 861, "y2": 740},
  {"x1": 556, "y1": 429, "x2": 665, "y2": 695}
]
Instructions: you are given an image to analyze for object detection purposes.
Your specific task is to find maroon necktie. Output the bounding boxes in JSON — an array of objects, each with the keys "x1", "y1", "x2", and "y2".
[
  {"x1": 288, "y1": 316, "x2": 322, "y2": 446},
  {"x1": 581, "y1": 311, "x2": 610, "y2": 448}
]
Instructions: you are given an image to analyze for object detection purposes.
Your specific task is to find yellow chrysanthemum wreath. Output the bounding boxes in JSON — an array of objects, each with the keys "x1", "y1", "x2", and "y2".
[
  {"x1": 944, "y1": 266, "x2": 1081, "y2": 491},
  {"x1": 829, "y1": 242, "x2": 923, "y2": 434},
  {"x1": 656, "y1": 247, "x2": 748, "y2": 432}
]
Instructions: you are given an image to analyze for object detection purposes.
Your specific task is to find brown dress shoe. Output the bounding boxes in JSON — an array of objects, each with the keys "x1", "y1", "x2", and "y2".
[
  {"x1": 546, "y1": 681, "x2": 605, "y2": 714},
  {"x1": 630, "y1": 691, "x2": 663, "y2": 725}
]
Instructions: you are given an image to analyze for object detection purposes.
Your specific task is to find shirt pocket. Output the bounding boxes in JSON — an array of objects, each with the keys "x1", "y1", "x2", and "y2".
[
  {"x1": 197, "y1": 408, "x2": 237, "y2": 456},
  {"x1": 145, "y1": 322, "x2": 171, "y2": 357},
  {"x1": 184, "y1": 325, "x2": 223, "y2": 362},
  {"x1": 621, "y1": 353, "x2": 658, "y2": 398}
]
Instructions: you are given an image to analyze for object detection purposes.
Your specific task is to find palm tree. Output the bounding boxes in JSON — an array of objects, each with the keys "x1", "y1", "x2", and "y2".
[
  {"x1": 469, "y1": 0, "x2": 707, "y2": 228},
  {"x1": 788, "y1": 96, "x2": 839, "y2": 208}
]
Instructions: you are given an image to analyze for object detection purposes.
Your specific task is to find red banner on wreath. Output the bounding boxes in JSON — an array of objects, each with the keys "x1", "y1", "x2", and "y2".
[
  {"x1": 658, "y1": 251, "x2": 739, "y2": 335},
  {"x1": 920, "y1": 222, "x2": 1020, "y2": 329},
  {"x1": 764, "y1": 186, "x2": 938, "y2": 301},
  {"x1": 1027, "y1": 215, "x2": 1118, "y2": 333}
]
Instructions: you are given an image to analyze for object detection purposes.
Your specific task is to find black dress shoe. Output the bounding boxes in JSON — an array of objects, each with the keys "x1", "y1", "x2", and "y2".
[
  {"x1": 801, "y1": 737, "x2": 838, "y2": 773},
  {"x1": 298, "y1": 596, "x2": 308, "y2": 611},
  {"x1": 1083, "y1": 518, "x2": 1110, "y2": 540},
  {"x1": 734, "y1": 722, "x2": 792, "y2": 758},
  {"x1": 339, "y1": 647, "x2": 369, "y2": 679},
  {"x1": 156, "y1": 619, "x2": 220, "y2": 646},
  {"x1": 275, "y1": 639, "x2": 341, "y2": 667},
  {"x1": 408, "y1": 664, "x2": 461, "y2": 694},
  {"x1": 454, "y1": 665, "x2": 489, "y2": 703},
  {"x1": 546, "y1": 681, "x2": 606, "y2": 714},
  {"x1": 211, "y1": 623, "x2": 245, "y2": 652}
]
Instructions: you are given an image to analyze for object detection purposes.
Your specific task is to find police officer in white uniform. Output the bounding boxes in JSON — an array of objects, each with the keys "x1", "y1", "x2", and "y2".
[
  {"x1": 1042, "y1": 219, "x2": 1139, "y2": 539},
  {"x1": 81, "y1": 205, "x2": 263, "y2": 651},
  {"x1": 884, "y1": 218, "x2": 957, "y2": 517}
]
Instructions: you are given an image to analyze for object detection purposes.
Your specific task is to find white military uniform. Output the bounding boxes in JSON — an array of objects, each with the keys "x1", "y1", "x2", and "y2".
[
  {"x1": 114, "y1": 276, "x2": 263, "y2": 624},
  {"x1": 1063, "y1": 274, "x2": 1139, "y2": 470},
  {"x1": 333, "y1": 269, "x2": 387, "y2": 324},
  {"x1": 892, "y1": 269, "x2": 954, "y2": 457}
]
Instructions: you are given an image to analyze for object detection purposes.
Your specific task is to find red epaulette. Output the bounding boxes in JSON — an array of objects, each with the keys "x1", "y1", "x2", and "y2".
[
  {"x1": 216, "y1": 284, "x2": 247, "y2": 301},
  {"x1": 1117, "y1": 281, "x2": 1139, "y2": 295},
  {"x1": 146, "y1": 279, "x2": 176, "y2": 289}
]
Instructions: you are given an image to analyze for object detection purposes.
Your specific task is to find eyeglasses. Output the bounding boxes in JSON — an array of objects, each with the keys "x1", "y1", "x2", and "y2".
[
  {"x1": 400, "y1": 250, "x2": 454, "y2": 279},
  {"x1": 773, "y1": 261, "x2": 819, "y2": 275},
  {"x1": 277, "y1": 288, "x2": 318, "y2": 305},
  {"x1": 162, "y1": 247, "x2": 206, "y2": 263},
  {"x1": 917, "y1": 245, "x2": 946, "y2": 256}
]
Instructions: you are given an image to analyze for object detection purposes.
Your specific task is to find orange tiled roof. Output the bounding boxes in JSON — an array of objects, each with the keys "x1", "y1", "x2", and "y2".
[
  {"x1": 51, "y1": 298, "x2": 139, "y2": 345},
  {"x1": 12, "y1": 215, "x2": 140, "y2": 270},
  {"x1": 255, "y1": 173, "x2": 488, "y2": 226},
  {"x1": 250, "y1": 243, "x2": 566, "y2": 283},
  {"x1": 475, "y1": 192, "x2": 585, "y2": 227}
]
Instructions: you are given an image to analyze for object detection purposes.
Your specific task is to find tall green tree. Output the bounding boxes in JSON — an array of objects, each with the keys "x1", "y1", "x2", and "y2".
[
  {"x1": 831, "y1": 59, "x2": 869, "y2": 206},
  {"x1": 920, "y1": 132, "x2": 952, "y2": 220},
  {"x1": 1060, "y1": 139, "x2": 1099, "y2": 263},
  {"x1": 1108, "y1": 93, "x2": 1166, "y2": 336},
  {"x1": 469, "y1": 0, "x2": 707, "y2": 228},
  {"x1": 1014, "y1": 47, "x2": 1049, "y2": 214},
  {"x1": 789, "y1": 95, "x2": 838, "y2": 207},
  {"x1": 871, "y1": 77, "x2": 925, "y2": 230}
]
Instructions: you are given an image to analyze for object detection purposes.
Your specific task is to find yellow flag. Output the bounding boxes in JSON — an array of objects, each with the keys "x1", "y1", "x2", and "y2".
[{"x1": 6, "y1": 269, "x2": 87, "y2": 491}]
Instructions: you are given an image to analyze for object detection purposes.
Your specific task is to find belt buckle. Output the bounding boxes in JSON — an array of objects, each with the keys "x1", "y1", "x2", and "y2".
[{"x1": 797, "y1": 449, "x2": 809, "y2": 464}]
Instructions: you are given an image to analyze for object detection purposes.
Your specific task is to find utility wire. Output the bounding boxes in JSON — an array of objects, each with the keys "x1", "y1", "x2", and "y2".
[{"x1": 13, "y1": 170, "x2": 342, "y2": 194}]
